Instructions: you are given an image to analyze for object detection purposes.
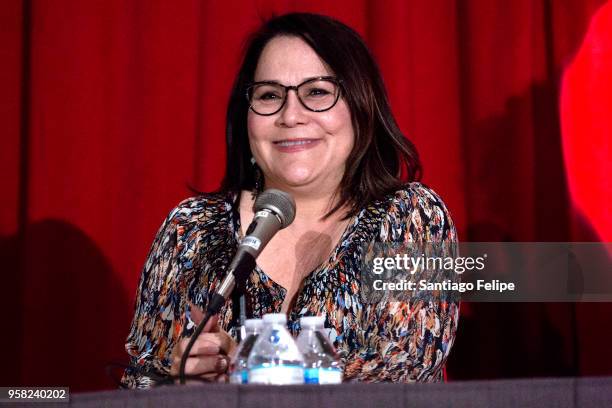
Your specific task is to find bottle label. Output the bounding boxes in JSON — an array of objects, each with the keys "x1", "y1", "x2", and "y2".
[
  {"x1": 304, "y1": 368, "x2": 319, "y2": 384},
  {"x1": 248, "y1": 365, "x2": 304, "y2": 385},
  {"x1": 318, "y1": 368, "x2": 343, "y2": 384},
  {"x1": 303, "y1": 368, "x2": 343, "y2": 384},
  {"x1": 230, "y1": 369, "x2": 249, "y2": 384}
]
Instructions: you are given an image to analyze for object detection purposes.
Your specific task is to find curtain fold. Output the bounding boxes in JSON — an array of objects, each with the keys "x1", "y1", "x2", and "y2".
[{"x1": 0, "y1": 0, "x2": 609, "y2": 391}]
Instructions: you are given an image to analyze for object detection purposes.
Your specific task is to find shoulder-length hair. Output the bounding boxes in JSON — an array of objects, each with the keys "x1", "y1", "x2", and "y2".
[{"x1": 220, "y1": 12, "x2": 421, "y2": 218}]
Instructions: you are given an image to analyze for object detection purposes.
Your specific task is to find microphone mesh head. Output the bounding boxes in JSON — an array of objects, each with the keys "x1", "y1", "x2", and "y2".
[{"x1": 254, "y1": 189, "x2": 296, "y2": 228}]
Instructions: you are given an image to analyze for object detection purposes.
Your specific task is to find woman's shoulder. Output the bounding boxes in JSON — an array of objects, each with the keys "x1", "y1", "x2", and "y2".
[
  {"x1": 388, "y1": 181, "x2": 448, "y2": 207},
  {"x1": 164, "y1": 191, "x2": 234, "y2": 226},
  {"x1": 378, "y1": 181, "x2": 457, "y2": 242}
]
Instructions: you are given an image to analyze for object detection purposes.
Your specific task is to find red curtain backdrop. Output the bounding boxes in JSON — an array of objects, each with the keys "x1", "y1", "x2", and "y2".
[{"x1": 1, "y1": 0, "x2": 610, "y2": 391}]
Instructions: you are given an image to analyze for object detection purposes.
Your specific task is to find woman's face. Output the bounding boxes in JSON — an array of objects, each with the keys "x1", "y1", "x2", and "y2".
[{"x1": 247, "y1": 36, "x2": 354, "y2": 196}]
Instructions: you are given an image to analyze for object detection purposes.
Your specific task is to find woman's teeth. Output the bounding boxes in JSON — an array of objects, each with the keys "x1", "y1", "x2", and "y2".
[{"x1": 275, "y1": 140, "x2": 314, "y2": 147}]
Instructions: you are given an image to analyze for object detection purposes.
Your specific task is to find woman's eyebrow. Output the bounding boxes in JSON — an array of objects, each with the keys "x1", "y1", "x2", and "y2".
[{"x1": 252, "y1": 75, "x2": 329, "y2": 84}]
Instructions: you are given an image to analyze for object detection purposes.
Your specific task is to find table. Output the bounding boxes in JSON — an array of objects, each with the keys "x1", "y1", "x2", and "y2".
[{"x1": 70, "y1": 377, "x2": 612, "y2": 407}]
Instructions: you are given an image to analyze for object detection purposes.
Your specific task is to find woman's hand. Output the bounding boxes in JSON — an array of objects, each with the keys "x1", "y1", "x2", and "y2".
[{"x1": 170, "y1": 304, "x2": 237, "y2": 383}]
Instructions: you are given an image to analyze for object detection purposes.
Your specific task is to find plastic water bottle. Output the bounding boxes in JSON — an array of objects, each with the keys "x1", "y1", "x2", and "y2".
[
  {"x1": 246, "y1": 313, "x2": 305, "y2": 384},
  {"x1": 296, "y1": 316, "x2": 343, "y2": 384},
  {"x1": 229, "y1": 319, "x2": 264, "y2": 384}
]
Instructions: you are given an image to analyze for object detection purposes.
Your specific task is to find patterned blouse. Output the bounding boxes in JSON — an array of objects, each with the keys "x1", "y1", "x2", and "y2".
[{"x1": 121, "y1": 182, "x2": 459, "y2": 388}]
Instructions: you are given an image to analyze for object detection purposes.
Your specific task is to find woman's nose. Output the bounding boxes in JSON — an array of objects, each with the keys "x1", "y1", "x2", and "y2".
[{"x1": 278, "y1": 90, "x2": 308, "y2": 127}]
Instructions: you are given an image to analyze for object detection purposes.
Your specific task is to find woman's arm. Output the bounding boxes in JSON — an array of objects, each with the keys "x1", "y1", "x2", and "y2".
[
  {"x1": 121, "y1": 204, "x2": 186, "y2": 388},
  {"x1": 343, "y1": 300, "x2": 459, "y2": 382},
  {"x1": 343, "y1": 184, "x2": 459, "y2": 382},
  {"x1": 121, "y1": 196, "x2": 238, "y2": 388}
]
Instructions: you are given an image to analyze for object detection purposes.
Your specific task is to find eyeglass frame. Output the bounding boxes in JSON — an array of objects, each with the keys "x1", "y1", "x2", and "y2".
[{"x1": 245, "y1": 76, "x2": 343, "y2": 116}]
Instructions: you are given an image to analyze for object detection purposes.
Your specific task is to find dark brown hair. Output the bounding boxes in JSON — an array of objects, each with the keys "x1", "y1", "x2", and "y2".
[{"x1": 221, "y1": 12, "x2": 421, "y2": 218}]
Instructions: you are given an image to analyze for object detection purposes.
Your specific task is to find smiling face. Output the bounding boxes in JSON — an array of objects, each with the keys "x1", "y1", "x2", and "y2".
[{"x1": 247, "y1": 36, "x2": 355, "y2": 197}]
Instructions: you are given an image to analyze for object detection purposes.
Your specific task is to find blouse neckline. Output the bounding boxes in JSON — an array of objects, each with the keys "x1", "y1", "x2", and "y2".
[{"x1": 229, "y1": 191, "x2": 363, "y2": 302}]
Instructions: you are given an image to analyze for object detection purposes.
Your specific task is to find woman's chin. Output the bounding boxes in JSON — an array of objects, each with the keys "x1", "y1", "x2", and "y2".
[
  {"x1": 280, "y1": 177, "x2": 315, "y2": 189},
  {"x1": 272, "y1": 174, "x2": 318, "y2": 190},
  {"x1": 271, "y1": 168, "x2": 313, "y2": 187}
]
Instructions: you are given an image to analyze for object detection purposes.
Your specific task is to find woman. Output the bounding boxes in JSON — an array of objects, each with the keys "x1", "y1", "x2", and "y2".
[{"x1": 122, "y1": 12, "x2": 458, "y2": 388}]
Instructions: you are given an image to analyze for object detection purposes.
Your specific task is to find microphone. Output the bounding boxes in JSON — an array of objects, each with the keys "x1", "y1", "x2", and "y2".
[
  {"x1": 206, "y1": 189, "x2": 296, "y2": 315},
  {"x1": 179, "y1": 189, "x2": 296, "y2": 384}
]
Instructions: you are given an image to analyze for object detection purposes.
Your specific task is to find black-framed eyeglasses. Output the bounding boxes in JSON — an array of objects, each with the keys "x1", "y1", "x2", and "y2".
[{"x1": 246, "y1": 76, "x2": 342, "y2": 116}]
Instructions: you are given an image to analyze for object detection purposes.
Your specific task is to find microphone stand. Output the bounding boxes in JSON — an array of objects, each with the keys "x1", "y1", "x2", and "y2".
[{"x1": 178, "y1": 255, "x2": 255, "y2": 385}]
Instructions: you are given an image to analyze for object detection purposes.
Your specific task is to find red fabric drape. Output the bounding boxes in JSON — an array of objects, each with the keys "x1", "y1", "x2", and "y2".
[{"x1": 1, "y1": 0, "x2": 610, "y2": 391}]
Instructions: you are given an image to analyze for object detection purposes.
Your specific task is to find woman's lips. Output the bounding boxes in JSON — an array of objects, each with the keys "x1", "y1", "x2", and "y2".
[{"x1": 272, "y1": 138, "x2": 321, "y2": 153}]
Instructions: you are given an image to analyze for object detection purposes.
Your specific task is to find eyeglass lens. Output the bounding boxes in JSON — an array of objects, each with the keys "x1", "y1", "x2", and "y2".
[{"x1": 249, "y1": 79, "x2": 339, "y2": 115}]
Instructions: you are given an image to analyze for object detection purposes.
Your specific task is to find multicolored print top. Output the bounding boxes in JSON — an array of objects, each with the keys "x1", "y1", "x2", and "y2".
[{"x1": 122, "y1": 182, "x2": 459, "y2": 388}]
